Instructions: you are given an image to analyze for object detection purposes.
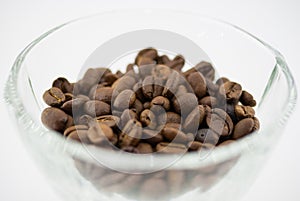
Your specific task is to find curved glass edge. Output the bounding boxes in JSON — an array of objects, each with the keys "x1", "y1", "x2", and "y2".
[{"x1": 3, "y1": 9, "x2": 298, "y2": 170}]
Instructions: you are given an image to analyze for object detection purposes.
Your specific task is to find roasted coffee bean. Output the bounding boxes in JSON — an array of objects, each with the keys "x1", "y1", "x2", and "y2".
[
  {"x1": 151, "y1": 64, "x2": 172, "y2": 80},
  {"x1": 199, "y1": 96, "x2": 217, "y2": 107},
  {"x1": 136, "y1": 143, "x2": 153, "y2": 154},
  {"x1": 162, "y1": 71, "x2": 181, "y2": 98},
  {"x1": 131, "y1": 99, "x2": 144, "y2": 115},
  {"x1": 92, "y1": 87, "x2": 113, "y2": 104},
  {"x1": 143, "y1": 102, "x2": 151, "y2": 110},
  {"x1": 135, "y1": 48, "x2": 158, "y2": 65},
  {"x1": 234, "y1": 105, "x2": 255, "y2": 120},
  {"x1": 165, "y1": 55, "x2": 185, "y2": 71},
  {"x1": 137, "y1": 57, "x2": 156, "y2": 67},
  {"x1": 140, "y1": 109, "x2": 157, "y2": 129},
  {"x1": 187, "y1": 72, "x2": 207, "y2": 99},
  {"x1": 142, "y1": 129, "x2": 163, "y2": 145},
  {"x1": 120, "y1": 109, "x2": 138, "y2": 127},
  {"x1": 206, "y1": 79, "x2": 219, "y2": 96},
  {"x1": 161, "y1": 126, "x2": 188, "y2": 143},
  {"x1": 157, "y1": 55, "x2": 171, "y2": 65},
  {"x1": 112, "y1": 75, "x2": 136, "y2": 92},
  {"x1": 52, "y1": 77, "x2": 74, "y2": 93},
  {"x1": 84, "y1": 100, "x2": 111, "y2": 117},
  {"x1": 175, "y1": 85, "x2": 188, "y2": 97},
  {"x1": 96, "y1": 115, "x2": 120, "y2": 129},
  {"x1": 61, "y1": 97, "x2": 87, "y2": 115},
  {"x1": 133, "y1": 81, "x2": 145, "y2": 101},
  {"x1": 151, "y1": 96, "x2": 170, "y2": 111},
  {"x1": 216, "y1": 77, "x2": 230, "y2": 86},
  {"x1": 64, "y1": 93, "x2": 74, "y2": 101},
  {"x1": 195, "y1": 129, "x2": 219, "y2": 145},
  {"x1": 165, "y1": 123, "x2": 181, "y2": 130},
  {"x1": 188, "y1": 141, "x2": 215, "y2": 151},
  {"x1": 206, "y1": 108, "x2": 233, "y2": 136},
  {"x1": 43, "y1": 87, "x2": 66, "y2": 107},
  {"x1": 232, "y1": 118, "x2": 258, "y2": 139},
  {"x1": 41, "y1": 107, "x2": 69, "y2": 133},
  {"x1": 165, "y1": 112, "x2": 181, "y2": 124},
  {"x1": 173, "y1": 93, "x2": 198, "y2": 116},
  {"x1": 183, "y1": 105, "x2": 205, "y2": 133},
  {"x1": 156, "y1": 142, "x2": 187, "y2": 154},
  {"x1": 142, "y1": 76, "x2": 155, "y2": 99},
  {"x1": 87, "y1": 123, "x2": 115, "y2": 145},
  {"x1": 119, "y1": 120, "x2": 142, "y2": 147},
  {"x1": 102, "y1": 72, "x2": 118, "y2": 85},
  {"x1": 64, "y1": 125, "x2": 90, "y2": 143},
  {"x1": 240, "y1": 90, "x2": 256, "y2": 107},
  {"x1": 219, "y1": 81, "x2": 242, "y2": 104},
  {"x1": 113, "y1": 89, "x2": 136, "y2": 110},
  {"x1": 77, "y1": 115, "x2": 94, "y2": 126},
  {"x1": 193, "y1": 61, "x2": 215, "y2": 81}
]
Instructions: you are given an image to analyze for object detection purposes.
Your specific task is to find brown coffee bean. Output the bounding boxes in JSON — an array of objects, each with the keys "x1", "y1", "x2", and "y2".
[
  {"x1": 156, "y1": 142, "x2": 187, "y2": 154},
  {"x1": 41, "y1": 107, "x2": 69, "y2": 133},
  {"x1": 135, "y1": 48, "x2": 158, "y2": 64},
  {"x1": 43, "y1": 87, "x2": 66, "y2": 107},
  {"x1": 161, "y1": 127, "x2": 188, "y2": 143},
  {"x1": 77, "y1": 115, "x2": 94, "y2": 125},
  {"x1": 87, "y1": 123, "x2": 115, "y2": 145},
  {"x1": 151, "y1": 64, "x2": 172, "y2": 80},
  {"x1": 165, "y1": 55, "x2": 185, "y2": 71},
  {"x1": 157, "y1": 55, "x2": 171, "y2": 65},
  {"x1": 131, "y1": 99, "x2": 144, "y2": 115},
  {"x1": 183, "y1": 105, "x2": 205, "y2": 133},
  {"x1": 113, "y1": 89, "x2": 136, "y2": 110},
  {"x1": 92, "y1": 87, "x2": 113, "y2": 104},
  {"x1": 240, "y1": 90, "x2": 256, "y2": 107},
  {"x1": 173, "y1": 93, "x2": 198, "y2": 116},
  {"x1": 64, "y1": 125, "x2": 90, "y2": 143},
  {"x1": 195, "y1": 129, "x2": 220, "y2": 145},
  {"x1": 206, "y1": 108, "x2": 233, "y2": 136},
  {"x1": 119, "y1": 119, "x2": 142, "y2": 147},
  {"x1": 136, "y1": 143, "x2": 153, "y2": 154},
  {"x1": 102, "y1": 72, "x2": 118, "y2": 85},
  {"x1": 233, "y1": 118, "x2": 255, "y2": 139},
  {"x1": 137, "y1": 57, "x2": 156, "y2": 67},
  {"x1": 194, "y1": 61, "x2": 215, "y2": 81},
  {"x1": 199, "y1": 96, "x2": 218, "y2": 107},
  {"x1": 165, "y1": 123, "x2": 181, "y2": 130},
  {"x1": 64, "y1": 93, "x2": 74, "y2": 101},
  {"x1": 151, "y1": 96, "x2": 170, "y2": 111},
  {"x1": 96, "y1": 115, "x2": 120, "y2": 129},
  {"x1": 162, "y1": 71, "x2": 181, "y2": 98},
  {"x1": 187, "y1": 72, "x2": 207, "y2": 99},
  {"x1": 206, "y1": 79, "x2": 219, "y2": 96},
  {"x1": 120, "y1": 109, "x2": 138, "y2": 127},
  {"x1": 61, "y1": 97, "x2": 87, "y2": 115},
  {"x1": 140, "y1": 109, "x2": 157, "y2": 129},
  {"x1": 84, "y1": 100, "x2": 111, "y2": 117},
  {"x1": 216, "y1": 77, "x2": 230, "y2": 86},
  {"x1": 112, "y1": 75, "x2": 136, "y2": 92},
  {"x1": 133, "y1": 81, "x2": 145, "y2": 101},
  {"x1": 165, "y1": 112, "x2": 181, "y2": 124},
  {"x1": 142, "y1": 129, "x2": 164, "y2": 145},
  {"x1": 175, "y1": 85, "x2": 188, "y2": 97},
  {"x1": 142, "y1": 76, "x2": 155, "y2": 99},
  {"x1": 143, "y1": 102, "x2": 151, "y2": 110},
  {"x1": 234, "y1": 105, "x2": 255, "y2": 120},
  {"x1": 52, "y1": 77, "x2": 74, "y2": 93},
  {"x1": 219, "y1": 81, "x2": 242, "y2": 103}
]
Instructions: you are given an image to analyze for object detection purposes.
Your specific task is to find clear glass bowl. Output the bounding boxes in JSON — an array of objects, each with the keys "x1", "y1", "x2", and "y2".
[{"x1": 4, "y1": 9, "x2": 297, "y2": 201}]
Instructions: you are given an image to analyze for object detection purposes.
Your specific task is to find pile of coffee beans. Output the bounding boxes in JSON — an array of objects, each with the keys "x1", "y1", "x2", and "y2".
[{"x1": 41, "y1": 47, "x2": 259, "y2": 154}]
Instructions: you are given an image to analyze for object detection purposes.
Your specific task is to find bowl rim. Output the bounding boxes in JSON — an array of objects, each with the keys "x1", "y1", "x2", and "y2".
[{"x1": 4, "y1": 9, "x2": 298, "y2": 170}]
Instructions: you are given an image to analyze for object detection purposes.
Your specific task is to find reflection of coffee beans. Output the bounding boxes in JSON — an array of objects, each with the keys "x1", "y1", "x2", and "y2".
[{"x1": 41, "y1": 47, "x2": 260, "y2": 153}]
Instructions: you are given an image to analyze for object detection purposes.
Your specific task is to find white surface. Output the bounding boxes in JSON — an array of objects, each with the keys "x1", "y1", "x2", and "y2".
[{"x1": 0, "y1": 0, "x2": 299, "y2": 201}]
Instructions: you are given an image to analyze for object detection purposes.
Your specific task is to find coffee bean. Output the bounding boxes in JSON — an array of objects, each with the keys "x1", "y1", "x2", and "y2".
[
  {"x1": 143, "y1": 102, "x2": 151, "y2": 110},
  {"x1": 52, "y1": 77, "x2": 74, "y2": 93},
  {"x1": 43, "y1": 87, "x2": 66, "y2": 107},
  {"x1": 187, "y1": 72, "x2": 207, "y2": 99},
  {"x1": 156, "y1": 142, "x2": 187, "y2": 154},
  {"x1": 162, "y1": 71, "x2": 181, "y2": 98},
  {"x1": 216, "y1": 77, "x2": 230, "y2": 86},
  {"x1": 142, "y1": 76, "x2": 155, "y2": 99},
  {"x1": 233, "y1": 118, "x2": 255, "y2": 139},
  {"x1": 87, "y1": 123, "x2": 115, "y2": 145},
  {"x1": 102, "y1": 72, "x2": 118, "y2": 85},
  {"x1": 183, "y1": 105, "x2": 205, "y2": 133},
  {"x1": 240, "y1": 90, "x2": 256, "y2": 107},
  {"x1": 188, "y1": 141, "x2": 215, "y2": 151},
  {"x1": 193, "y1": 61, "x2": 215, "y2": 81},
  {"x1": 112, "y1": 75, "x2": 136, "y2": 93},
  {"x1": 64, "y1": 93, "x2": 74, "y2": 101},
  {"x1": 84, "y1": 100, "x2": 111, "y2": 117},
  {"x1": 64, "y1": 125, "x2": 90, "y2": 143},
  {"x1": 133, "y1": 81, "x2": 145, "y2": 101},
  {"x1": 157, "y1": 55, "x2": 171, "y2": 65},
  {"x1": 161, "y1": 127, "x2": 188, "y2": 143},
  {"x1": 113, "y1": 89, "x2": 136, "y2": 110},
  {"x1": 165, "y1": 123, "x2": 181, "y2": 130},
  {"x1": 173, "y1": 93, "x2": 198, "y2": 116},
  {"x1": 151, "y1": 96, "x2": 170, "y2": 111},
  {"x1": 175, "y1": 85, "x2": 188, "y2": 97},
  {"x1": 96, "y1": 115, "x2": 120, "y2": 129},
  {"x1": 219, "y1": 81, "x2": 242, "y2": 104},
  {"x1": 136, "y1": 143, "x2": 153, "y2": 154},
  {"x1": 165, "y1": 112, "x2": 181, "y2": 124},
  {"x1": 119, "y1": 119, "x2": 142, "y2": 147},
  {"x1": 195, "y1": 129, "x2": 220, "y2": 145},
  {"x1": 140, "y1": 109, "x2": 157, "y2": 129},
  {"x1": 199, "y1": 96, "x2": 217, "y2": 107},
  {"x1": 135, "y1": 48, "x2": 158, "y2": 65},
  {"x1": 61, "y1": 97, "x2": 87, "y2": 115},
  {"x1": 41, "y1": 107, "x2": 69, "y2": 133},
  {"x1": 206, "y1": 79, "x2": 219, "y2": 96},
  {"x1": 142, "y1": 129, "x2": 163, "y2": 145},
  {"x1": 234, "y1": 105, "x2": 255, "y2": 120},
  {"x1": 165, "y1": 55, "x2": 185, "y2": 71},
  {"x1": 77, "y1": 115, "x2": 94, "y2": 126},
  {"x1": 151, "y1": 64, "x2": 172, "y2": 80},
  {"x1": 206, "y1": 108, "x2": 233, "y2": 136},
  {"x1": 120, "y1": 109, "x2": 138, "y2": 127},
  {"x1": 92, "y1": 87, "x2": 113, "y2": 104},
  {"x1": 131, "y1": 99, "x2": 144, "y2": 115}
]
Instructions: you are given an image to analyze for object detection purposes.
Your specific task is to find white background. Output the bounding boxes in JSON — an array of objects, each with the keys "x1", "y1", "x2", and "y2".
[{"x1": 0, "y1": 0, "x2": 299, "y2": 201}]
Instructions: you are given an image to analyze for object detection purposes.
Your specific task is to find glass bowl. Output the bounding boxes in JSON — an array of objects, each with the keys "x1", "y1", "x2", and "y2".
[{"x1": 4, "y1": 9, "x2": 297, "y2": 201}]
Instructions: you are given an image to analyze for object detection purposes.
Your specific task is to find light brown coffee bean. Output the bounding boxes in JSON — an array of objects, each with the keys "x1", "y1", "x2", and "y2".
[
  {"x1": 216, "y1": 77, "x2": 230, "y2": 86},
  {"x1": 233, "y1": 117, "x2": 259, "y2": 139},
  {"x1": 43, "y1": 87, "x2": 66, "y2": 107},
  {"x1": 140, "y1": 109, "x2": 157, "y2": 129},
  {"x1": 119, "y1": 120, "x2": 142, "y2": 147},
  {"x1": 96, "y1": 115, "x2": 120, "y2": 129},
  {"x1": 84, "y1": 100, "x2": 111, "y2": 117},
  {"x1": 234, "y1": 105, "x2": 255, "y2": 120},
  {"x1": 151, "y1": 64, "x2": 172, "y2": 80},
  {"x1": 136, "y1": 143, "x2": 153, "y2": 154},
  {"x1": 61, "y1": 97, "x2": 87, "y2": 115},
  {"x1": 187, "y1": 72, "x2": 207, "y2": 99},
  {"x1": 113, "y1": 89, "x2": 136, "y2": 110},
  {"x1": 64, "y1": 125, "x2": 90, "y2": 143},
  {"x1": 151, "y1": 96, "x2": 170, "y2": 111},
  {"x1": 218, "y1": 140, "x2": 235, "y2": 146},
  {"x1": 161, "y1": 127, "x2": 188, "y2": 143},
  {"x1": 165, "y1": 55, "x2": 185, "y2": 71},
  {"x1": 87, "y1": 123, "x2": 115, "y2": 145},
  {"x1": 135, "y1": 48, "x2": 158, "y2": 64},
  {"x1": 219, "y1": 81, "x2": 242, "y2": 104}
]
